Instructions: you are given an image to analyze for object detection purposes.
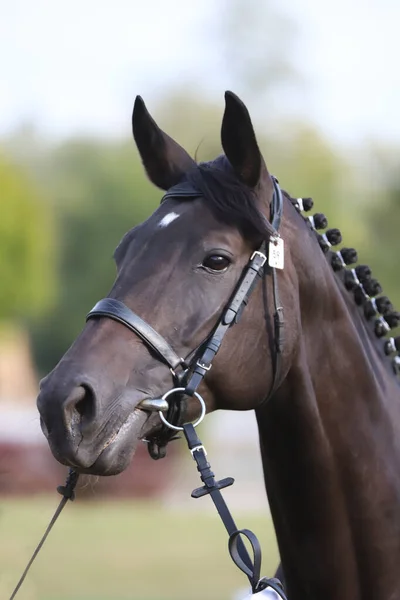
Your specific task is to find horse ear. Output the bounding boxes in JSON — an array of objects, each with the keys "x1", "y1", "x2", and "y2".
[
  {"x1": 132, "y1": 96, "x2": 196, "y2": 190},
  {"x1": 221, "y1": 91, "x2": 266, "y2": 188}
]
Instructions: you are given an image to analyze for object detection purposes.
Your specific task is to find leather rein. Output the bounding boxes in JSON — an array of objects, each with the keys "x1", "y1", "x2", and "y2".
[{"x1": 86, "y1": 176, "x2": 285, "y2": 458}]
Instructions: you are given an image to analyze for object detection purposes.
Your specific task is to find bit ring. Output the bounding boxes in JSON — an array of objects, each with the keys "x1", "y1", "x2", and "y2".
[{"x1": 158, "y1": 387, "x2": 206, "y2": 431}]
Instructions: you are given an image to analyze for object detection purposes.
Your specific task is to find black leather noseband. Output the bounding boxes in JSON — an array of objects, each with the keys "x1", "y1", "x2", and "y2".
[
  {"x1": 86, "y1": 176, "x2": 285, "y2": 457},
  {"x1": 88, "y1": 298, "x2": 185, "y2": 371}
]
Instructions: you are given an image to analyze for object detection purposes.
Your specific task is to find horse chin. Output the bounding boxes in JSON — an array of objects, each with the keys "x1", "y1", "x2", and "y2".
[
  {"x1": 50, "y1": 407, "x2": 156, "y2": 476},
  {"x1": 82, "y1": 416, "x2": 146, "y2": 475},
  {"x1": 80, "y1": 436, "x2": 140, "y2": 476}
]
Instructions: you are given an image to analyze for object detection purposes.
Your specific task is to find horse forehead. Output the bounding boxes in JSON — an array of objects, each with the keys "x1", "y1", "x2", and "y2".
[
  {"x1": 123, "y1": 201, "x2": 206, "y2": 262},
  {"x1": 145, "y1": 198, "x2": 214, "y2": 236},
  {"x1": 138, "y1": 198, "x2": 246, "y2": 252}
]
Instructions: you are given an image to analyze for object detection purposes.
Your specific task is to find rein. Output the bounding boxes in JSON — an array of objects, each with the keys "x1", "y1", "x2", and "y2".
[{"x1": 9, "y1": 469, "x2": 79, "y2": 600}]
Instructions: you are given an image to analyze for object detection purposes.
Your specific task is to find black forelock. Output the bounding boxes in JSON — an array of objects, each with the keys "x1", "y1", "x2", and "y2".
[{"x1": 178, "y1": 156, "x2": 275, "y2": 240}]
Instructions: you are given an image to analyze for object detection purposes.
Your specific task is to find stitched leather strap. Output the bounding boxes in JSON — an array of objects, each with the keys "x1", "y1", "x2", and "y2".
[
  {"x1": 185, "y1": 244, "x2": 267, "y2": 396},
  {"x1": 184, "y1": 424, "x2": 288, "y2": 599},
  {"x1": 271, "y1": 176, "x2": 283, "y2": 232},
  {"x1": 86, "y1": 298, "x2": 183, "y2": 370},
  {"x1": 184, "y1": 424, "x2": 253, "y2": 573}
]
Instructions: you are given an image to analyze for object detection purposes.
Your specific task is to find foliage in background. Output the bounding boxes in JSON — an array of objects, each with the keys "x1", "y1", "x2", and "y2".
[
  {"x1": 361, "y1": 147, "x2": 400, "y2": 309},
  {"x1": 28, "y1": 139, "x2": 162, "y2": 373},
  {"x1": 0, "y1": 154, "x2": 55, "y2": 325}
]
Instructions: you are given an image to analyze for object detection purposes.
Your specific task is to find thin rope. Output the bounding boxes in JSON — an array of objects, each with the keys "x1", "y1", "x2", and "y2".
[{"x1": 9, "y1": 469, "x2": 79, "y2": 600}]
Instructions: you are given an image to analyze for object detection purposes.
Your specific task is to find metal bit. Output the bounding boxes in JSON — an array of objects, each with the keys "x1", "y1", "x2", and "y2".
[{"x1": 138, "y1": 398, "x2": 169, "y2": 412}]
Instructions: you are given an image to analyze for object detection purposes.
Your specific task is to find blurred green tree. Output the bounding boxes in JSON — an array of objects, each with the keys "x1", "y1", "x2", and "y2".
[
  {"x1": 0, "y1": 153, "x2": 55, "y2": 324},
  {"x1": 361, "y1": 151, "x2": 400, "y2": 310},
  {"x1": 29, "y1": 139, "x2": 162, "y2": 373},
  {"x1": 263, "y1": 122, "x2": 365, "y2": 244}
]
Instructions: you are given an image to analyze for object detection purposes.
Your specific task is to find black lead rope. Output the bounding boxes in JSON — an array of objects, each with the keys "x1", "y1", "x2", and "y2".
[
  {"x1": 8, "y1": 469, "x2": 79, "y2": 600},
  {"x1": 183, "y1": 423, "x2": 288, "y2": 599}
]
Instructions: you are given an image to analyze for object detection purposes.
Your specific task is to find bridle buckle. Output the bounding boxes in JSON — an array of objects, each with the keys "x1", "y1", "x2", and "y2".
[
  {"x1": 190, "y1": 444, "x2": 207, "y2": 459},
  {"x1": 196, "y1": 359, "x2": 212, "y2": 372},
  {"x1": 250, "y1": 250, "x2": 267, "y2": 266}
]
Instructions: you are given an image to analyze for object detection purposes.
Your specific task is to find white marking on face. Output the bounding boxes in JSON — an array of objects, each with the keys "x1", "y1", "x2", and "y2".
[{"x1": 158, "y1": 212, "x2": 180, "y2": 228}]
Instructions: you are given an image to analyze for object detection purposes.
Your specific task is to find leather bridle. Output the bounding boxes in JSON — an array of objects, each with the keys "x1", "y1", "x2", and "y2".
[
  {"x1": 9, "y1": 177, "x2": 287, "y2": 600},
  {"x1": 86, "y1": 176, "x2": 285, "y2": 458}
]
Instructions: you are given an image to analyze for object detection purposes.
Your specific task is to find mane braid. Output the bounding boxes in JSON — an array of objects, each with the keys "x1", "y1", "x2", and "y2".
[
  {"x1": 288, "y1": 195, "x2": 400, "y2": 378},
  {"x1": 183, "y1": 160, "x2": 275, "y2": 239}
]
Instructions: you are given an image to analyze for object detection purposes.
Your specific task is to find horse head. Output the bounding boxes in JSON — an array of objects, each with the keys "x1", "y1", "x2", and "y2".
[{"x1": 37, "y1": 92, "x2": 303, "y2": 475}]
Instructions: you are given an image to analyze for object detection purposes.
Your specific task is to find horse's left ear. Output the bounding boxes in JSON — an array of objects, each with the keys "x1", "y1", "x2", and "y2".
[
  {"x1": 132, "y1": 96, "x2": 196, "y2": 190},
  {"x1": 221, "y1": 91, "x2": 267, "y2": 188}
]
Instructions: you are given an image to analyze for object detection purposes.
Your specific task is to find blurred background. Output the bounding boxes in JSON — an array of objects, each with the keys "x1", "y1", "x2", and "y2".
[{"x1": 1, "y1": 0, "x2": 399, "y2": 598}]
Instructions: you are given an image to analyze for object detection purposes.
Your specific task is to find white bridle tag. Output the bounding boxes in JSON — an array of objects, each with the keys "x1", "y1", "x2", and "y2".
[{"x1": 268, "y1": 237, "x2": 284, "y2": 270}]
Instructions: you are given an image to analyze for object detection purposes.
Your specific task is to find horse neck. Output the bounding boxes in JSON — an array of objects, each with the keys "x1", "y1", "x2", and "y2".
[{"x1": 255, "y1": 244, "x2": 400, "y2": 600}]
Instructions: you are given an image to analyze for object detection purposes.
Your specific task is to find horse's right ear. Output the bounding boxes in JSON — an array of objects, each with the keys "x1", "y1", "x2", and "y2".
[
  {"x1": 132, "y1": 96, "x2": 196, "y2": 191},
  {"x1": 221, "y1": 91, "x2": 266, "y2": 188}
]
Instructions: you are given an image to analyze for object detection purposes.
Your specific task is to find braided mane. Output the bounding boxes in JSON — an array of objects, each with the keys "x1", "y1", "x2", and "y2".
[{"x1": 287, "y1": 193, "x2": 400, "y2": 377}]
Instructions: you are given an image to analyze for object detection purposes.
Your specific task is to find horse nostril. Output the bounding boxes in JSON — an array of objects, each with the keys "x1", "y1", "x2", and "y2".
[
  {"x1": 63, "y1": 385, "x2": 97, "y2": 433},
  {"x1": 75, "y1": 385, "x2": 95, "y2": 420},
  {"x1": 75, "y1": 398, "x2": 86, "y2": 417}
]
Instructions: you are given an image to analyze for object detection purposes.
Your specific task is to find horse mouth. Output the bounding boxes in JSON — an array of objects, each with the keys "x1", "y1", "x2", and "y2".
[
  {"x1": 100, "y1": 408, "x2": 145, "y2": 451},
  {"x1": 50, "y1": 405, "x2": 158, "y2": 476},
  {"x1": 84, "y1": 406, "x2": 157, "y2": 475}
]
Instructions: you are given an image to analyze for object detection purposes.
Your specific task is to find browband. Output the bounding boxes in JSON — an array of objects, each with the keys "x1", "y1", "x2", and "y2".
[{"x1": 162, "y1": 176, "x2": 283, "y2": 235}]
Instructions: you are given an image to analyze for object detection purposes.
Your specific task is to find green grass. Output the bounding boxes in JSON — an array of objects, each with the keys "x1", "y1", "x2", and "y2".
[{"x1": 0, "y1": 497, "x2": 278, "y2": 600}]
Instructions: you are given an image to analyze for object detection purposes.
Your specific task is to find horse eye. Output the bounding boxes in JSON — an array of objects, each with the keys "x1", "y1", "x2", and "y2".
[{"x1": 202, "y1": 255, "x2": 231, "y2": 272}]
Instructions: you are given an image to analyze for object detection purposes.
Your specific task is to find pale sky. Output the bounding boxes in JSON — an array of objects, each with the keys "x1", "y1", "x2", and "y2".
[{"x1": 1, "y1": 0, "x2": 399, "y2": 146}]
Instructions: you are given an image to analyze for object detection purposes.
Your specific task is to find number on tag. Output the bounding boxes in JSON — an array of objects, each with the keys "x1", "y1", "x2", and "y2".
[{"x1": 268, "y1": 237, "x2": 284, "y2": 270}]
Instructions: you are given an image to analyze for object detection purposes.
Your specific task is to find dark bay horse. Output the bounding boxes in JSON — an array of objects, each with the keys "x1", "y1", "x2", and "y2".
[{"x1": 37, "y1": 91, "x2": 400, "y2": 599}]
